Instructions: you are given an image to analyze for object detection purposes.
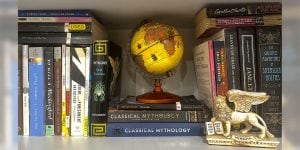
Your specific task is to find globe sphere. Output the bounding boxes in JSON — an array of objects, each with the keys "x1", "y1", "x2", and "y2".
[{"x1": 130, "y1": 22, "x2": 184, "y2": 76}]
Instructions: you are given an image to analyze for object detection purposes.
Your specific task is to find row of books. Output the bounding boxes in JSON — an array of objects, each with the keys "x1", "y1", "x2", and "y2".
[
  {"x1": 18, "y1": 10, "x2": 123, "y2": 137},
  {"x1": 193, "y1": 2, "x2": 282, "y2": 137}
]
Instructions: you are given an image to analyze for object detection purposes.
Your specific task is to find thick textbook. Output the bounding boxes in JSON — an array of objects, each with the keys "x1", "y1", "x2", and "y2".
[
  {"x1": 90, "y1": 40, "x2": 122, "y2": 136},
  {"x1": 107, "y1": 123, "x2": 205, "y2": 137},
  {"x1": 117, "y1": 95, "x2": 206, "y2": 111}
]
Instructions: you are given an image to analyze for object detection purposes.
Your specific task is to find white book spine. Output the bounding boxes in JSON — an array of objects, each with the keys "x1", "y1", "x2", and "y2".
[
  {"x1": 22, "y1": 45, "x2": 29, "y2": 136},
  {"x1": 83, "y1": 47, "x2": 90, "y2": 136},
  {"x1": 65, "y1": 46, "x2": 71, "y2": 135}
]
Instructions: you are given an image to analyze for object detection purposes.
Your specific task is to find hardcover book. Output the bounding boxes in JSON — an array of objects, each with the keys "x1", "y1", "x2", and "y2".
[
  {"x1": 44, "y1": 47, "x2": 55, "y2": 136},
  {"x1": 18, "y1": 9, "x2": 93, "y2": 17},
  {"x1": 22, "y1": 45, "x2": 30, "y2": 136},
  {"x1": 256, "y1": 26, "x2": 282, "y2": 137},
  {"x1": 213, "y1": 41, "x2": 228, "y2": 96},
  {"x1": 54, "y1": 47, "x2": 62, "y2": 135},
  {"x1": 196, "y1": 3, "x2": 282, "y2": 18},
  {"x1": 89, "y1": 40, "x2": 122, "y2": 136},
  {"x1": 117, "y1": 95, "x2": 205, "y2": 111},
  {"x1": 107, "y1": 110, "x2": 210, "y2": 123},
  {"x1": 195, "y1": 15, "x2": 282, "y2": 39},
  {"x1": 29, "y1": 47, "x2": 45, "y2": 136},
  {"x1": 106, "y1": 123, "x2": 205, "y2": 137},
  {"x1": 193, "y1": 40, "x2": 216, "y2": 109},
  {"x1": 18, "y1": 45, "x2": 23, "y2": 135}
]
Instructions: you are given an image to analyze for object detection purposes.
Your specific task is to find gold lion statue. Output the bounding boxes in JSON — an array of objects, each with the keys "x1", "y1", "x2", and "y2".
[{"x1": 211, "y1": 89, "x2": 274, "y2": 139}]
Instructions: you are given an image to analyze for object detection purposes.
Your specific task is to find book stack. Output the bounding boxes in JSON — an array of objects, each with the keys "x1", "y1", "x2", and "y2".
[
  {"x1": 17, "y1": 10, "x2": 123, "y2": 137},
  {"x1": 193, "y1": 2, "x2": 282, "y2": 137},
  {"x1": 106, "y1": 95, "x2": 211, "y2": 137}
]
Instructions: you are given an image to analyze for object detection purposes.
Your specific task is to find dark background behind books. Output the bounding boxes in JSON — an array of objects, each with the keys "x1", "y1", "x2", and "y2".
[{"x1": 1, "y1": 0, "x2": 300, "y2": 149}]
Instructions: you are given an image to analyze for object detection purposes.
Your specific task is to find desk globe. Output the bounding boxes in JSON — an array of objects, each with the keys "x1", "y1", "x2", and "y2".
[{"x1": 129, "y1": 21, "x2": 184, "y2": 104}]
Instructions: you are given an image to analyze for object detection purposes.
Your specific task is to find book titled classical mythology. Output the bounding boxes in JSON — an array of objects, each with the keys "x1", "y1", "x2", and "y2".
[
  {"x1": 106, "y1": 123, "x2": 205, "y2": 137},
  {"x1": 117, "y1": 95, "x2": 205, "y2": 111},
  {"x1": 29, "y1": 47, "x2": 45, "y2": 136},
  {"x1": 90, "y1": 40, "x2": 122, "y2": 136},
  {"x1": 193, "y1": 40, "x2": 216, "y2": 109},
  {"x1": 256, "y1": 26, "x2": 282, "y2": 137}
]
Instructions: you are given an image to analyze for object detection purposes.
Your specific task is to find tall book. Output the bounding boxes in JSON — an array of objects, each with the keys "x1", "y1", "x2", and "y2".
[
  {"x1": 18, "y1": 45, "x2": 23, "y2": 135},
  {"x1": 65, "y1": 46, "x2": 71, "y2": 136},
  {"x1": 193, "y1": 40, "x2": 216, "y2": 109},
  {"x1": 70, "y1": 46, "x2": 87, "y2": 136},
  {"x1": 44, "y1": 47, "x2": 54, "y2": 136},
  {"x1": 90, "y1": 40, "x2": 122, "y2": 136},
  {"x1": 84, "y1": 46, "x2": 91, "y2": 136},
  {"x1": 54, "y1": 47, "x2": 62, "y2": 135},
  {"x1": 29, "y1": 47, "x2": 45, "y2": 136},
  {"x1": 238, "y1": 27, "x2": 257, "y2": 112},
  {"x1": 22, "y1": 45, "x2": 30, "y2": 136},
  {"x1": 256, "y1": 26, "x2": 282, "y2": 137},
  {"x1": 213, "y1": 41, "x2": 228, "y2": 96},
  {"x1": 61, "y1": 45, "x2": 68, "y2": 136}
]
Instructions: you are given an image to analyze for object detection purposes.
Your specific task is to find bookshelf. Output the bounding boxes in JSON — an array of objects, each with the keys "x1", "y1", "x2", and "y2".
[{"x1": 18, "y1": 0, "x2": 283, "y2": 149}]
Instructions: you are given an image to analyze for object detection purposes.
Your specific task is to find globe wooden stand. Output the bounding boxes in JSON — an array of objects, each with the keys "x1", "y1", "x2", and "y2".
[{"x1": 136, "y1": 79, "x2": 180, "y2": 104}]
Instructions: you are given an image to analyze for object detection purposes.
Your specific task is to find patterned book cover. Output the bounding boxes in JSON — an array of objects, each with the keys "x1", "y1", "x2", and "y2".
[
  {"x1": 90, "y1": 40, "x2": 122, "y2": 136},
  {"x1": 107, "y1": 123, "x2": 205, "y2": 137},
  {"x1": 256, "y1": 26, "x2": 282, "y2": 137},
  {"x1": 54, "y1": 46, "x2": 62, "y2": 135},
  {"x1": 193, "y1": 40, "x2": 216, "y2": 109},
  {"x1": 238, "y1": 27, "x2": 258, "y2": 113},
  {"x1": 29, "y1": 47, "x2": 45, "y2": 136},
  {"x1": 44, "y1": 47, "x2": 55, "y2": 136},
  {"x1": 213, "y1": 41, "x2": 228, "y2": 96},
  {"x1": 71, "y1": 46, "x2": 86, "y2": 136}
]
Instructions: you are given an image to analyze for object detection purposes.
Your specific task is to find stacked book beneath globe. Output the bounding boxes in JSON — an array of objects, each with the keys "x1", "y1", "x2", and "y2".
[
  {"x1": 193, "y1": 2, "x2": 282, "y2": 137},
  {"x1": 106, "y1": 95, "x2": 211, "y2": 137}
]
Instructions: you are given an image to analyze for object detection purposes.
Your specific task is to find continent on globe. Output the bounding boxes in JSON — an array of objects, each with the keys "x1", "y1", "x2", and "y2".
[{"x1": 130, "y1": 21, "x2": 184, "y2": 76}]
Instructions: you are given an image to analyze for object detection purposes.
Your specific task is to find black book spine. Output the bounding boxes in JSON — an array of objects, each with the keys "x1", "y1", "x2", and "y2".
[
  {"x1": 44, "y1": 47, "x2": 55, "y2": 136},
  {"x1": 18, "y1": 44, "x2": 23, "y2": 135},
  {"x1": 107, "y1": 110, "x2": 210, "y2": 123},
  {"x1": 206, "y1": 2, "x2": 282, "y2": 17},
  {"x1": 18, "y1": 32, "x2": 92, "y2": 45},
  {"x1": 90, "y1": 40, "x2": 122, "y2": 136},
  {"x1": 224, "y1": 28, "x2": 241, "y2": 90},
  {"x1": 18, "y1": 22, "x2": 92, "y2": 33},
  {"x1": 256, "y1": 26, "x2": 282, "y2": 137},
  {"x1": 238, "y1": 27, "x2": 258, "y2": 113}
]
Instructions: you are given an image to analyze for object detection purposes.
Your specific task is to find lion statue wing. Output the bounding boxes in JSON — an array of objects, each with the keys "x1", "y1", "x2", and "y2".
[{"x1": 227, "y1": 89, "x2": 270, "y2": 112}]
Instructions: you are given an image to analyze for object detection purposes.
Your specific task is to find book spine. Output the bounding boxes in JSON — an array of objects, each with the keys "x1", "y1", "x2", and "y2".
[
  {"x1": 90, "y1": 40, "x2": 109, "y2": 136},
  {"x1": 22, "y1": 45, "x2": 29, "y2": 136},
  {"x1": 17, "y1": 17, "x2": 92, "y2": 23},
  {"x1": 71, "y1": 47, "x2": 86, "y2": 136},
  {"x1": 256, "y1": 26, "x2": 282, "y2": 137},
  {"x1": 117, "y1": 104, "x2": 204, "y2": 111},
  {"x1": 213, "y1": 41, "x2": 228, "y2": 96},
  {"x1": 18, "y1": 45, "x2": 23, "y2": 135},
  {"x1": 208, "y1": 41, "x2": 217, "y2": 104},
  {"x1": 65, "y1": 46, "x2": 71, "y2": 136},
  {"x1": 61, "y1": 45, "x2": 68, "y2": 136},
  {"x1": 44, "y1": 47, "x2": 54, "y2": 136},
  {"x1": 238, "y1": 27, "x2": 258, "y2": 113},
  {"x1": 18, "y1": 10, "x2": 92, "y2": 17},
  {"x1": 18, "y1": 32, "x2": 92, "y2": 45},
  {"x1": 84, "y1": 46, "x2": 91, "y2": 136},
  {"x1": 106, "y1": 123, "x2": 205, "y2": 137},
  {"x1": 54, "y1": 47, "x2": 62, "y2": 135},
  {"x1": 107, "y1": 110, "x2": 209, "y2": 123},
  {"x1": 214, "y1": 15, "x2": 281, "y2": 28},
  {"x1": 29, "y1": 47, "x2": 45, "y2": 136},
  {"x1": 206, "y1": 3, "x2": 282, "y2": 17},
  {"x1": 18, "y1": 22, "x2": 92, "y2": 33},
  {"x1": 224, "y1": 28, "x2": 241, "y2": 90}
]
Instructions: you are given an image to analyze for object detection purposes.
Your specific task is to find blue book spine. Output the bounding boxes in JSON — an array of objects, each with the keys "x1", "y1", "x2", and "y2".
[
  {"x1": 18, "y1": 10, "x2": 92, "y2": 17},
  {"x1": 29, "y1": 47, "x2": 45, "y2": 136},
  {"x1": 107, "y1": 123, "x2": 205, "y2": 137}
]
